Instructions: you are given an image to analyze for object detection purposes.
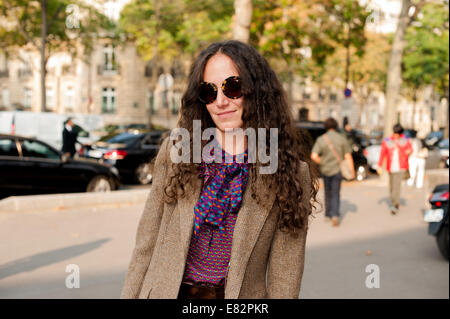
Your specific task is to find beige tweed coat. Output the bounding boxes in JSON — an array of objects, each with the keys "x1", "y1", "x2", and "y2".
[{"x1": 120, "y1": 136, "x2": 311, "y2": 299}]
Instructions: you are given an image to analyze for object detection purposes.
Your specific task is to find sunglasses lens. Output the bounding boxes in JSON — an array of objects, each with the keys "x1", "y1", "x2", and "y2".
[
  {"x1": 199, "y1": 83, "x2": 216, "y2": 104},
  {"x1": 224, "y1": 77, "x2": 242, "y2": 99}
]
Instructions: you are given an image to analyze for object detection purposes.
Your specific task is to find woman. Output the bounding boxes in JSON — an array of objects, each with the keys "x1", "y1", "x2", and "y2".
[{"x1": 121, "y1": 40, "x2": 318, "y2": 299}]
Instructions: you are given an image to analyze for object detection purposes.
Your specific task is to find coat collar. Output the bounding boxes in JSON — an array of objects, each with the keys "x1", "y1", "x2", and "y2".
[{"x1": 177, "y1": 165, "x2": 277, "y2": 298}]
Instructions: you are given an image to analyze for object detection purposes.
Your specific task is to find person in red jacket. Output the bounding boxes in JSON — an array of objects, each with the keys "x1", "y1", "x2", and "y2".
[{"x1": 377, "y1": 124, "x2": 413, "y2": 215}]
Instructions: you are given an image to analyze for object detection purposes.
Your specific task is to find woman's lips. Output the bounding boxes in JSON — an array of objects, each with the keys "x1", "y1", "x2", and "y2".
[{"x1": 217, "y1": 110, "x2": 236, "y2": 119}]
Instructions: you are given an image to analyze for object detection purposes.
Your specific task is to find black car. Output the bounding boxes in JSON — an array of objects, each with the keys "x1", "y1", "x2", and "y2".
[
  {"x1": 79, "y1": 130, "x2": 168, "y2": 184},
  {"x1": 295, "y1": 121, "x2": 369, "y2": 181},
  {"x1": 0, "y1": 134, "x2": 120, "y2": 198}
]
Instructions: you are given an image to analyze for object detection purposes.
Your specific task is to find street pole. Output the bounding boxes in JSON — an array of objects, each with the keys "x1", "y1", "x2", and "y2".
[{"x1": 40, "y1": 0, "x2": 48, "y2": 113}]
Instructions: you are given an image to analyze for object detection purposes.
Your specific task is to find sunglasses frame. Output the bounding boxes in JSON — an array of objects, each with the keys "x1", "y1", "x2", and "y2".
[{"x1": 198, "y1": 76, "x2": 243, "y2": 104}]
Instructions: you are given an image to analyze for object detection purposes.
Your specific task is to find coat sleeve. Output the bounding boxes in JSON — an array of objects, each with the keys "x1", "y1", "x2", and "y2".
[
  {"x1": 120, "y1": 136, "x2": 171, "y2": 298},
  {"x1": 266, "y1": 161, "x2": 311, "y2": 299}
]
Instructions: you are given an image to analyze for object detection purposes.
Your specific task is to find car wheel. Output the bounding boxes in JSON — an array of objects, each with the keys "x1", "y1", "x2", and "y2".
[
  {"x1": 436, "y1": 224, "x2": 449, "y2": 261},
  {"x1": 135, "y1": 162, "x2": 154, "y2": 185},
  {"x1": 86, "y1": 175, "x2": 113, "y2": 192}
]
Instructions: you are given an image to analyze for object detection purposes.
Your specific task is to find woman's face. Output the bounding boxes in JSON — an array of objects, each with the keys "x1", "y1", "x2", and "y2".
[{"x1": 203, "y1": 53, "x2": 244, "y2": 132}]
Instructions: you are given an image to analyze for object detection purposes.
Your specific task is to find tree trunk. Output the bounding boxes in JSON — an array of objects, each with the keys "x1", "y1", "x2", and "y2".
[
  {"x1": 233, "y1": 0, "x2": 252, "y2": 43},
  {"x1": 40, "y1": 0, "x2": 48, "y2": 113},
  {"x1": 147, "y1": 0, "x2": 162, "y2": 129},
  {"x1": 383, "y1": 0, "x2": 411, "y2": 138},
  {"x1": 445, "y1": 84, "x2": 449, "y2": 138},
  {"x1": 411, "y1": 89, "x2": 417, "y2": 130}
]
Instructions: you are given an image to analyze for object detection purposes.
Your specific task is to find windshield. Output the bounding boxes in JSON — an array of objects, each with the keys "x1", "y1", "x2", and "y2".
[{"x1": 105, "y1": 133, "x2": 143, "y2": 146}]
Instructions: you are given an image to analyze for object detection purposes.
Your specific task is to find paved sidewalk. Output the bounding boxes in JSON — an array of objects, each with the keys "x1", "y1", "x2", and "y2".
[{"x1": 0, "y1": 178, "x2": 448, "y2": 298}]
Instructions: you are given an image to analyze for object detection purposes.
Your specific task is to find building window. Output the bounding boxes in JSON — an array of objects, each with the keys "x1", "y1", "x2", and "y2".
[
  {"x1": 24, "y1": 88, "x2": 32, "y2": 108},
  {"x1": 1, "y1": 88, "x2": 9, "y2": 107},
  {"x1": 330, "y1": 93, "x2": 337, "y2": 102},
  {"x1": 46, "y1": 87, "x2": 54, "y2": 108},
  {"x1": 146, "y1": 89, "x2": 155, "y2": 114},
  {"x1": 103, "y1": 44, "x2": 116, "y2": 71},
  {"x1": 102, "y1": 87, "x2": 116, "y2": 114},
  {"x1": 65, "y1": 86, "x2": 75, "y2": 109}
]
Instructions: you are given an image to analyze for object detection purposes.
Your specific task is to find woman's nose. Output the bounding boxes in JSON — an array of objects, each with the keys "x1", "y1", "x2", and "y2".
[{"x1": 215, "y1": 86, "x2": 229, "y2": 107}]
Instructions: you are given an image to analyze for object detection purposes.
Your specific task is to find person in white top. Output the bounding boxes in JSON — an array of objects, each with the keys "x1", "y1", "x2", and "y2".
[{"x1": 407, "y1": 134, "x2": 428, "y2": 189}]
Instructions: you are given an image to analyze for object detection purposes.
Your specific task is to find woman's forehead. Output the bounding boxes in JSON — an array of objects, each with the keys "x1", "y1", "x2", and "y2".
[{"x1": 203, "y1": 53, "x2": 240, "y2": 84}]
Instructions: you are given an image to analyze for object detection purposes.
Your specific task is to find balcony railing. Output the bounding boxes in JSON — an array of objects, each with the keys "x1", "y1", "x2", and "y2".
[{"x1": 97, "y1": 64, "x2": 120, "y2": 76}]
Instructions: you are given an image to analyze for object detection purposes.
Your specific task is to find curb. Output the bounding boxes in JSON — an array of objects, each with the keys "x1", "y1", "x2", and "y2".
[{"x1": 0, "y1": 188, "x2": 150, "y2": 213}]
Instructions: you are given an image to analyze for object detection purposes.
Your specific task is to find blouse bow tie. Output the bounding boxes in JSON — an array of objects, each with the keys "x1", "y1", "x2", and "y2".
[{"x1": 193, "y1": 150, "x2": 249, "y2": 237}]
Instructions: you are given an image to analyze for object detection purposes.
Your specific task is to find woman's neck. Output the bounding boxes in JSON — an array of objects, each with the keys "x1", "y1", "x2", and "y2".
[{"x1": 216, "y1": 127, "x2": 247, "y2": 155}]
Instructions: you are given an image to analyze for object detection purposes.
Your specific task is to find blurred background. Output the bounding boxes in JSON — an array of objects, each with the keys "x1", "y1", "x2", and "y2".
[{"x1": 0, "y1": 0, "x2": 448, "y2": 299}]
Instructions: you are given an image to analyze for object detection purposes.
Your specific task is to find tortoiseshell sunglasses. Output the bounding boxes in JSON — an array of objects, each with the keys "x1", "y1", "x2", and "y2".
[{"x1": 198, "y1": 76, "x2": 243, "y2": 104}]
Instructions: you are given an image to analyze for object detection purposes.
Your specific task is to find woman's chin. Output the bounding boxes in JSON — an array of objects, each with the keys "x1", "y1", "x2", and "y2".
[{"x1": 216, "y1": 123, "x2": 244, "y2": 132}]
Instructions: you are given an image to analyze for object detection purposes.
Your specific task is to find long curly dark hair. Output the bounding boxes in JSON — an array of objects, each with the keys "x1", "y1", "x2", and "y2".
[{"x1": 163, "y1": 40, "x2": 319, "y2": 235}]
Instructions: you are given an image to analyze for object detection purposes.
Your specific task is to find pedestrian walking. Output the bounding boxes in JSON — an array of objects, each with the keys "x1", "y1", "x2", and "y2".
[
  {"x1": 61, "y1": 117, "x2": 81, "y2": 157},
  {"x1": 407, "y1": 132, "x2": 428, "y2": 189},
  {"x1": 311, "y1": 118, "x2": 355, "y2": 227},
  {"x1": 120, "y1": 40, "x2": 318, "y2": 299},
  {"x1": 377, "y1": 124, "x2": 413, "y2": 215}
]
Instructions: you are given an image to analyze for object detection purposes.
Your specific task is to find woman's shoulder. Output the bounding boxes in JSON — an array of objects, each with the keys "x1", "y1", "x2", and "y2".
[{"x1": 154, "y1": 136, "x2": 172, "y2": 166}]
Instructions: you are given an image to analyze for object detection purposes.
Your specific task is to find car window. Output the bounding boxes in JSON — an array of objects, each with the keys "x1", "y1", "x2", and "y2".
[
  {"x1": 21, "y1": 140, "x2": 60, "y2": 160},
  {"x1": 143, "y1": 132, "x2": 163, "y2": 145},
  {"x1": 0, "y1": 138, "x2": 19, "y2": 157},
  {"x1": 106, "y1": 133, "x2": 142, "y2": 146},
  {"x1": 438, "y1": 139, "x2": 449, "y2": 149}
]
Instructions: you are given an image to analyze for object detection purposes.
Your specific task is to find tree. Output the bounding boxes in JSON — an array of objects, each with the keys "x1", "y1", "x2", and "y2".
[
  {"x1": 249, "y1": 0, "x2": 370, "y2": 105},
  {"x1": 0, "y1": 0, "x2": 112, "y2": 112},
  {"x1": 233, "y1": 0, "x2": 253, "y2": 43},
  {"x1": 320, "y1": 0, "x2": 371, "y2": 88},
  {"x1": 383, "y1": 0, "x2": 427, "y2": 137},
  {"x1": 120, "y1": 0, "x2": 234, "y2": 126},
  {"x1": 319, "y1": 32, "x2": 390, "y2": 127},
  {"x1": 403, "y1": 1, "x2": 449, "y2": 135}
]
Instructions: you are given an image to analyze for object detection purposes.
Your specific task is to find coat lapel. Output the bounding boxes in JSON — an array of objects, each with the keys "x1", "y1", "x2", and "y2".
[
  {"x1": 178, "y1": 173, "x2": 202, "y2": 261},
  {"x1": 226, "y1": 169, "x2": 276, "y2": 298}
]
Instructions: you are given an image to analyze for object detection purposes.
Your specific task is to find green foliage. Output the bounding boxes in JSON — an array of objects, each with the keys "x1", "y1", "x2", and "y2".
[
  {"x1": 119, "y1": 0, "x2": 234, "y2": 62},
  {"x1": 249, "y1": 0, "x2": 370, "y2": 78},
  {"x1": 0, "y1": 0, "x2": 112, "y2": 60},
  {"x1": 403, "y1": 1, "x2": 449, "y2": 96}
]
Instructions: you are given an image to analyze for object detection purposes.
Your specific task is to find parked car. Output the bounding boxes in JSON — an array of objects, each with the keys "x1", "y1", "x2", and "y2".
[
  {"x1": 79, "y1": 130, "x2": 168, "y2": 184},
  {"x1": 424, "y1": 184, "x2": 449, "y2": 260},
  {"x1": 0, "y1": 134, "x2": 120, "y2": 199},
  {"x1": 364, "y1": 143, "x2": 381, "y2": 172},
  {"x1": 437, "y1": 138, "x2": 449, "y2": 168},
  {"x1": 424, "y1": 130, "x2": 444, "y2": 149},
  {"x1": 295, "y1": 121, "x2": 369, "y2": 181},
  {"x1": 368, "y1": 130, "x2": 383, "y2": 145},
  {"x1": 91, "y1": 123, "x2": 167, "y2": 140}
]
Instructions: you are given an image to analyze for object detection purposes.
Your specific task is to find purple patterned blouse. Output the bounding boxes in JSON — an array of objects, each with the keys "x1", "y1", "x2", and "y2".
[{"x1": 182, "y1": 141, "x2": 250, "y2": 286}]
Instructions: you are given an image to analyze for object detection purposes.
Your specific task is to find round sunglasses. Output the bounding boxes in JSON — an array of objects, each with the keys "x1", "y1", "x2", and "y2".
[{"x1": 198, "y1": 76, "x2": 243, "y2": 104}]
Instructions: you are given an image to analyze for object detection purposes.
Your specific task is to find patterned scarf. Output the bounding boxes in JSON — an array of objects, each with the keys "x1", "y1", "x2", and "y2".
[{"x1": 193, "y1": 143, "x2": 250, "y2": 237}]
